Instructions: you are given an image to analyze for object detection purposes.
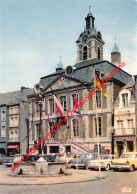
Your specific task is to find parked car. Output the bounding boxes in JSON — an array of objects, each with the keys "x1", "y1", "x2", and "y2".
[
  {"x1": 43, "y1": 154, "x2": 59, "y2": 162},
  {"x1": 0, "y1": 154, "x2": 7, "y2": 164},
  {"x1": 59, "y1": 153, "x2": 81, "y2": 164},
  {"x1": 86, "y1": 155, "x2": 118, "y2": 171},
  {"x1": 4, "y1": 158, "x2": 14, "y2": 167},
  {"x1": 68, "y1": 153, "x2": 97, "y2": 169},
  {"x1": 110, "y1": 152, "x2": 137, "y2": 172}
]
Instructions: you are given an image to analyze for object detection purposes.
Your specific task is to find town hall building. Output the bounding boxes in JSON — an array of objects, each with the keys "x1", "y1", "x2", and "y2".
[{"x1": 27, "y1": 11, "x2": 133, "y2": 155}]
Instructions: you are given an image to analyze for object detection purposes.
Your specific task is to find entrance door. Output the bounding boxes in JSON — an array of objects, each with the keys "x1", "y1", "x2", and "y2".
[
  {"x1": 60, "y1": 125, "x2": 67, "y2": 143},
  {"x1": 117, "y1": 142, "x2": 123, "y2": 157},
  {"x1": 127, "y1": 141, "x2": 134, "y2": 152}
]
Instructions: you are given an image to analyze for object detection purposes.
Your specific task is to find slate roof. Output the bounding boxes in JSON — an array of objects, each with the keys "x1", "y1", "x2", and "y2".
[
  {"x1": 8, "y1": 88, "x2": 34, "y2": 105},
  {"x1": 114, "y1": 79, "x2": 135, "y2": 104},
  {"x1": 0, "y1": 91, "x2": 20, "y2": 106},
  {"x1": 39, "y1": 59, "x2": 133, "y2": 90},
  {"x1": 0, "y1": 88, "x2": 34, "y2": 106}
]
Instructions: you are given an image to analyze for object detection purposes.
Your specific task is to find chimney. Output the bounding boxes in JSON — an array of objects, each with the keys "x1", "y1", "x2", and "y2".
[{"x1": 21, "y1": 86, "x2": 29, "y2": 92}]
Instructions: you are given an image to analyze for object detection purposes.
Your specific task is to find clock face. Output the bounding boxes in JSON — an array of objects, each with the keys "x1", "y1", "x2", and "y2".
[
  {"x1": 82, "y1": 35, "x2": 88, "y2": 43},
  {"x1": 65, "y1": 66, "x2": 74, "y2": 76}
]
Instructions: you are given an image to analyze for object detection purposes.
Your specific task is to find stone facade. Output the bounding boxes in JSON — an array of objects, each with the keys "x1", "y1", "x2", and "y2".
[
  {"x1": 27, "y1": 12, "x2": 133, "y2": 156},
  {"x1": 114, "y1": 81, "x2": 136, "y2": 157}
]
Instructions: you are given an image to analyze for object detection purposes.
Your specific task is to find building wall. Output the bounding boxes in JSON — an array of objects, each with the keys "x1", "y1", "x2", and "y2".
[{"x1": 20, "y1": 102, "x2": 29, "y2": 154}]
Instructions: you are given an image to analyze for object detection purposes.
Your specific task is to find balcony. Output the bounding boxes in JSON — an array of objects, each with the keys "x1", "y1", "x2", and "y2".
[{"x1": 114, "y1": 128, "x2": 135, "y2": 136}]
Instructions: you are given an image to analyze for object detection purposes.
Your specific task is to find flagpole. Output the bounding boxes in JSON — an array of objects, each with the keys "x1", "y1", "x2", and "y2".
[{"x1": 94, "y1": 67, "x2": 101, "y2": 179}]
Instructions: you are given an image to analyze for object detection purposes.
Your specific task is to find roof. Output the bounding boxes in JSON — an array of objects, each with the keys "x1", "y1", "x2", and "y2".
[
  {"x1": 39, "y1": 59, "x2": 133, "y2": 90},
  {"x1": 8, "y1": 88, "x2": 34, "y2": 105},
  {"x1": 114, "y1": 79, "x2": 135, "y2": 104},
  {"x1": 123, "y1": 79, "x2": 135, "y2": 89},
  {"x1": 0, "y1": 90, "x2": 20, "y2": 106}
]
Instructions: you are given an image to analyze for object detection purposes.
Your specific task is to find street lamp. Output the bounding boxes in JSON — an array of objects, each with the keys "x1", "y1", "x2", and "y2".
[{"x1": 38, "y1": 100, "x2": 42, "y2": 154}]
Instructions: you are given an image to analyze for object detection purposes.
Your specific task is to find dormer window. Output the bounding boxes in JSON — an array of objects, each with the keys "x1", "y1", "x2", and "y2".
[
  {"x1": 122, "y1": 93, "x2": 128, "y2": 107},
  {"x1": 83, "y1": 46, "x2": 87, "y2": 60}
]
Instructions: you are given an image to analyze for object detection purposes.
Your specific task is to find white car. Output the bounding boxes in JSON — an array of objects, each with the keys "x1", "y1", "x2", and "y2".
[{"x1": 86, "y1": 155, "x2": 118, "y2": 171}]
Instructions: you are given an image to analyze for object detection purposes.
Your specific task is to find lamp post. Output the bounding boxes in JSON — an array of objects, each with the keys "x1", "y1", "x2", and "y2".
[{"x1": 38, "y1": 100, "x2": 42, "y2": 155}]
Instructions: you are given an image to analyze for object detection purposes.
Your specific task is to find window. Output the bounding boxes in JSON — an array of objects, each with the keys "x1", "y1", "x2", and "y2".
[
  {"x1": 72, "y1": 94, "x2": 78, "y2": 109},
  {"x1": 35, "y1": 124, "x2": 40, "y2": 140},
  {"x1": 14, "y1": 117, "x2": 18, "y2": 126},
  {"x1": 73, "y1": 119, "x2": 79, "y2": 137},
  {"x1": 98, "y1": 47, "x2": 101, "y2": 60},
  {"x1": 9, "y1": 130, "x2": 19, "y2": 142},
  {"x1": 49, "y1": 122, "x2": 55, "y2": 138},
  {"x1": 49, "y1": 98, "x2": 54, "y2": 114},
  {"x1": 15, "y1": 107, "x2": 18, "y2": 114},
  {"x1": 1, "y1": 126, "x2": 6, "y2": 137},
  {"x1": 94, "y1": 117, "x2": 102, "y2": 136},
  {"x1": 83, "y1": 46, "x2": 87, "y2": 60},
  {"x1": 96, "y1": 91, "x2": 102, "y2": 108},
  {"x1": 122, "y1": 93, "x2": 128, "y2": 107},
  {"x1": 1, "y1": 110, "x2": 6, "y2": 121},
  {"x1": 60, "y1": 96, "x2": 66, "y2": 111},
  {"x1": 117, "y1": 120, "x2": 123, "y2": 129},
  {"x1": 10, "y1": 131, "x2": 13, "y2": 138},
  {"x1": 128, "y1": 120, "x2": 134, "y2": 129},
  {"x1": 35, "y1": 102, "x2": 40, "y2": 116},
  {"x1": 10, "y1": 117, "x2": 13, "y2": 127},
  {"x1": 9, "y1": 108, "x2": 13, "y2": 114}
]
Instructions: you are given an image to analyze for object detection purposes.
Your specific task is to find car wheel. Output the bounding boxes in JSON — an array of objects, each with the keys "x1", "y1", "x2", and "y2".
[
  {"x1": 85, "y1": 165, "x2": 88, "y2": 170},
  {"x1": 129, "y1": 165, "x2": 135, "y2": 172},
  {"x1": 105, "y1": 164, "x2": 110, "y2": 171}
]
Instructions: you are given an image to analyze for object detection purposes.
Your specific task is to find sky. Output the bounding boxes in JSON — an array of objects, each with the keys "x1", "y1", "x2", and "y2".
[{"x1": 0, "y1": 0, "x2": 137, "y2": 93}]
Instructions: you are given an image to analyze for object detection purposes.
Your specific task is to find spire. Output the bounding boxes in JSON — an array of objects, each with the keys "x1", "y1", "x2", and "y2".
[
  {"x1": 85, "y1": 6, "x2": 95, "y2": 30},
  {"x1": 111, "y1": 37, "x2": 120, "y2": 53},
  {"x1": 89, "y1": 5, "x2": 92, "y2": 14},
  {"x1": 56, "y1": 56, "x2": 64, "y2": 72},
  {"x1": 111, "y1": 38, "x2": 121, "y2": 66}
]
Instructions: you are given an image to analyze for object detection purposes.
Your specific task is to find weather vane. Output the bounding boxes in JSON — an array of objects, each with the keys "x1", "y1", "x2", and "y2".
[{"x1": 89, "y1": 5, "x2": 92, "y2": 13}]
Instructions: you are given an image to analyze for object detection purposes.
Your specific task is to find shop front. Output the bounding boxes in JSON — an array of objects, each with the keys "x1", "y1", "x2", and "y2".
[
  {"x1": 7, "y1": 143, "x2": 20, "y2": 156},
  {"x1": 114, "y1": 136, "x2": 136, "y2": 157}
]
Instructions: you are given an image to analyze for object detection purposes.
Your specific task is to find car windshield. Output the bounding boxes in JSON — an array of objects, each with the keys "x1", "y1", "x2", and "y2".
[
  {"x1": 120, "y1": 154, "x2": 135, "y2": 159},
  {"x1": 102, "y1": 155, "x2": 111, "y2": 159}
]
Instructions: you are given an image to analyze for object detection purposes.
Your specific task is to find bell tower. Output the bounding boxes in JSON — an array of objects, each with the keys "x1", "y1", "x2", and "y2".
[{"x1": 76, "y1": 10, "x2": 105, "y2": 63}]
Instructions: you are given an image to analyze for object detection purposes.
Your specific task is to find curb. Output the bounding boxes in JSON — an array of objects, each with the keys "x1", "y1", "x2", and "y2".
[{"x1": 0, "y1": 175, "x2": 108, "y2": 186}]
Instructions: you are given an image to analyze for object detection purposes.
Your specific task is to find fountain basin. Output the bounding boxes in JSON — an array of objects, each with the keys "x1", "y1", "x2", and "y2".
[{"x1": 12, "y1": 161, "x2": 67, "y2": 176}]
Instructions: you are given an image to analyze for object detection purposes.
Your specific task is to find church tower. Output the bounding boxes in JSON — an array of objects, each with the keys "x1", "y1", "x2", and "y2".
[{"x1": 76, "y1": 10, "x2": 105, "y2": 63}]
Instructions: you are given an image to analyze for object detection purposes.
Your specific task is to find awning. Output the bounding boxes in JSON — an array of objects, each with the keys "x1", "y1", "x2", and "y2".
[{"x1": 7, "y1": 145, "x2": 19, "y2": 150}]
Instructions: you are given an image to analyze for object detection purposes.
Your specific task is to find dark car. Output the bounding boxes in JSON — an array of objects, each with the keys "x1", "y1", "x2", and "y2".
[
  {"x1": 43, "y1": 154, "x2": 59, "y2": 162},
  {"x1": 68, "y1": 153, "x2": 97, "y2": 169},
  {"x1": 25, "y1": 154, "x2": 59, "y2": 163},
  {"x1": 0, "y1": 154, "x2": 7, "y2": 164},
  {"x1": 4, "y1": 158, "x2": 14, "y2": 167}
]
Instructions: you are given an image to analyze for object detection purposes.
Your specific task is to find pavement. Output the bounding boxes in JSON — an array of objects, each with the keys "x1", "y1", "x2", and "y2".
[{"x1": 0, "y1": 166, "x2": 107, "y2": 185}]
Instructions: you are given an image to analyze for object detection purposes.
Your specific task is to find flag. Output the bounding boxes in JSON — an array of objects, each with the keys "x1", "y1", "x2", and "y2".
[
  {"x1": 75, "y1": 96, "x2": 81, "y2": 115},
  {"x1": 95, "y1": 70, "x2": 107, "y2": 98},
  {"x1": 52, "y1": 90, "x2": 64, "y2": 117}
]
